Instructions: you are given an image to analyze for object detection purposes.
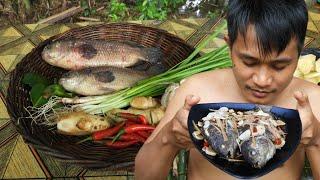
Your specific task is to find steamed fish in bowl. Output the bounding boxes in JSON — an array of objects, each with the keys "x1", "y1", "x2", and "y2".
[{"x1": 192, "y1": 107, "x2": 286, "y2": 169}]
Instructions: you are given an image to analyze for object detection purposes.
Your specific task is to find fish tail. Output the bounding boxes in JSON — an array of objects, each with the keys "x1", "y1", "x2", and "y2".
[{"x1": 143, "y1": 47, "x2": 163, "y2": 64}]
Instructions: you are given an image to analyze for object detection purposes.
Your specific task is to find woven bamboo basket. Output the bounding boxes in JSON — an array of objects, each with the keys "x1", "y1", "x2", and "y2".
[{"x1": 6, "y1": 23, "x2": 195, "y2": 170}]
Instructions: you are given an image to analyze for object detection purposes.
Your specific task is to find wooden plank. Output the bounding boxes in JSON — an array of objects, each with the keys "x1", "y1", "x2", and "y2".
[{"x1": 37, "y1": 6, "x2": 83, "y2": 24}]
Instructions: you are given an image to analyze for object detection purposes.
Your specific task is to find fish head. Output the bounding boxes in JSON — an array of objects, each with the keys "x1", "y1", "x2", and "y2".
[
  {"x1": 202, "y1": 124, "x2": 238, "y2": 158},
  {"x1": 241, "y1": 136, "x2": 276, "y2": 168},
  {"x1": 59, "y1": 71, "x2": 84, "y2": 92},
  {"x1": 42, "y1": 41, "x2": 73, "y2": 64}
]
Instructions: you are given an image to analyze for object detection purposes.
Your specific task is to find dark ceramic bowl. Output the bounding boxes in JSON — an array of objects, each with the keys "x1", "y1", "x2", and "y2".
[{"x1": 187, "y1": 103, "x2": 302, "y2": 179}]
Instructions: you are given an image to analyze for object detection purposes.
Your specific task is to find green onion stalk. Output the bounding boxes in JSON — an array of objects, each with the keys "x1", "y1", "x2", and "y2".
[{"x1": 68, "y1": 23, "x2": 232, "y2": 114}]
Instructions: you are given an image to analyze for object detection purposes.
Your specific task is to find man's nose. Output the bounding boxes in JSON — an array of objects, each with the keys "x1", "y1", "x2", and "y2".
[{"x1": 252, "y1": 66, "x2": 273, "y2": 88}]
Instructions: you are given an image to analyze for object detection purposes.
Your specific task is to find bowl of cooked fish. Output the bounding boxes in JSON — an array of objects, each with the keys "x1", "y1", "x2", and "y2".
[
  {"x1": 6, "y1": 23, "x2": 197, "y2": 169},
  {"x1": 188, "y1": 103, "x2": 302, "y2": 179}
]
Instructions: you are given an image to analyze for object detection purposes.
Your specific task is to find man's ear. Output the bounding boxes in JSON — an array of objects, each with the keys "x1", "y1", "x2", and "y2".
[
  {"x1": 224, "y1": 35, "x2": 231, "y2": 47},
  {"x1": 224, "y1": 35, "x2": 232, "y2": 55}
]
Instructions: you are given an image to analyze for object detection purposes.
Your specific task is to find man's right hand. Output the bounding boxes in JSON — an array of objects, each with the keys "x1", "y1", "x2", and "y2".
[{"x1": 168, "y1": 94, "x2": 200, "y2": 149}]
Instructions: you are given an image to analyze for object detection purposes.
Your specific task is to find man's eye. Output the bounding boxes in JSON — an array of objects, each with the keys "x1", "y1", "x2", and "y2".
[
  {"x1": 272, "y1": 65, "x2": 287, "y2": 70},
  {"x1": 243, "y1": 61, "x2": 256, "y2": 67}
]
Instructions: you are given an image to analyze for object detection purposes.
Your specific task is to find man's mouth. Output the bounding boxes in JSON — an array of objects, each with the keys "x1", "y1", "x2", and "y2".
[{"x1": 246, "y1": 86, "x2": 275, "y2": 98}]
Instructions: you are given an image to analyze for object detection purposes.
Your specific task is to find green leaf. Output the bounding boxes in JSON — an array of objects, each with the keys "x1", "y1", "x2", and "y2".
[
  {"x1": 139, "y1": 14, "x2": 145, "y2": 20},
  {"x1": 30, "y1": 83, "x2": 48, "y2": 107},
  {"x1": 23, "y1": 0, "x2": 31, "y2": 10},
  {"x1": 142, "y1": 0, "x2": 148, "y2": 7},
  {"x1": 80, "y1": 0, "x2": 89, "y2": 9},
  {"x1": 147, "y1": 9, "x2": 154, "y2": 18},
  {"x1": 84, "y1": 9, "x2": 90, "y2": 17},
  {"x1": 43, "y1": 84, "x2": 73, "y2": 98},
  {"x1": 22, "y1": 73, "x2": 50, "y2": 87},
  {"x1": 91, "y1": 7, "x2": 97, "y2": 15}
]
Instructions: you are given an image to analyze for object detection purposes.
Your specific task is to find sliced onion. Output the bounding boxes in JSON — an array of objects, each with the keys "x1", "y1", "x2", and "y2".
[
  {"x1": 202, "y1": 146, "x2": 217, "y2": 156},
  {"x1": 239, "y1": 129, "x2": 251, "y2": 141},
  {"x1": 197, "y1": 121, "x2": 203, "y2": 127},
  {"x1": 276, "y1": 120, "x2": 286, "y2": 126},
  {"x1": 192, "y1": 131, "x2": 204, "y2": 140}
]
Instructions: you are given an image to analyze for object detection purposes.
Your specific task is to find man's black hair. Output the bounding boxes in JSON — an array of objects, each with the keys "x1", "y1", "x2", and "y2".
[{"x1": 227, "y1": 0, "x2": 308, "y2": 57}]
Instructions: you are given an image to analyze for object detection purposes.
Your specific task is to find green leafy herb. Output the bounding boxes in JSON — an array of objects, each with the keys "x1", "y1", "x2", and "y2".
[
  {"x1": 30, "y1": 83, "x2": 48, "y2": 107},
  {"x1": 43, "y1": 84, "x2": 73, "y2": 98},
  {"x1": 22, "y1": 72, "x2": 50, "y2": 87},
  {"x1": 22, "y1": 73, "x2": 73, "y2": 107}
]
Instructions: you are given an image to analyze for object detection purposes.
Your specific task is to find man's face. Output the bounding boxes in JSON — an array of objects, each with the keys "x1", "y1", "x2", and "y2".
[{"x1": 228, "y1": 26, "x2": 299, "y2": 104}]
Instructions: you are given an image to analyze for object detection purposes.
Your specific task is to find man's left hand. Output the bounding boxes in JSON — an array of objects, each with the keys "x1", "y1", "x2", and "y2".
[{"x1": 294, "y1": 90, "x2": 320, "y2": 147}]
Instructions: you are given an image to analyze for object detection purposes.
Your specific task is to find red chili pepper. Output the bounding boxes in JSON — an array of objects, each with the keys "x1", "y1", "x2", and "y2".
[
  {"x1": 112, "y1": 129, "x2": 126, "y2": 143},
  {"x1": 125, "y1": 120, "x2": 137, "y2": 127},
  {"x1": 136, "y1": 131, "x2": 151, "y2": 139},
  {"x1": 112, "y1": 124, "x2": 155, "y2": 143},
  {"x1": 77, "y1": 122, "x2": 125, "y2": 144},
  {"x1": 274, "y1": 138, "x2": 282, "y2": 145},
  {"x1": 137, "y1": 114, "x2": 148, "y2": 125},
  {"x1": 93, "y1": 122, "x2": 125, "y2": 140},
  {"x1": 120, "y1": 133, "x2": 146, "y2": 143},
  {"x1": 105, "y1": 140, "x2": 139, "y2": 149},
  {"x1": 124, "y1": 124, "x2": 155, "y2": 134},
  {"x1": 203, "y1": 141, "x2": 209, "y2": 147},
  {"x1": 116, "y1": 112, "x2": 148, "y2": 124},
  {"x1": 253, "y1": 127, "x2": 257, "y2": 133}
]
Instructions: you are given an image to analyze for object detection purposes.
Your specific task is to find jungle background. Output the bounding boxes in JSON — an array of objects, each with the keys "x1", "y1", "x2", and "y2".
[{"x1": 0, "y1": 0, "x2": 227, "y2": 26}]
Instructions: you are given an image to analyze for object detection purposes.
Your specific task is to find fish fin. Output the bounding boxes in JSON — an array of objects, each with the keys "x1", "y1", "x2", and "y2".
[
  {"x1": 76, "y1": 43, "x2": 97, "y2": 59},
  {"x1": 128, "y1": 60, "x2": 151, "y2": 71},
  {"x1": 94, "y1": 71, "x2": 115, "y2": 83},
  {"x1": 123, "y1": 41, "x2": 145, "y2": 48},
  {"x1": 98, "y1": 87, "x2": 115, "y2": 94},
  {"x1": 128, "y1": 60, "x2": 168, "y2": 75},
  {"x1": 143, "y1": 47, "x2": 163, "y2": 64}
]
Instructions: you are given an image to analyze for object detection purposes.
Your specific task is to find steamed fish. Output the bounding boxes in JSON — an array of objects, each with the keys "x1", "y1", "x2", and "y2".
[
  {"x1": 42, "y1": 40, "x2": 163, "y2": 70},
  {"x1": 59, "y1": 66, "x2": 150, "y2": 96},
  {"x1": 201, "y1": 120, "x2": 238, "y2": 158},
  {"x1": 240, "y1": 136, "x2": 276, "y2": 168},
  {"x1": 193, "y1": 107, "x2": 287, "y2": 169}
]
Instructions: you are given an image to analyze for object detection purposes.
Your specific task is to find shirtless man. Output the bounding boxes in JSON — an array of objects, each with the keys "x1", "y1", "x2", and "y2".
[{"x1": 135, "y1": 0, "x2": 320, "y2": 179}]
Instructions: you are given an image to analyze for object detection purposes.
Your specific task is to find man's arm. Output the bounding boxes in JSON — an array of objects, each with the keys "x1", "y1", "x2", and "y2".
[
  {"x1": 135, "y1": 123, "x2": 180, "y2": 179},
  {"x1": 306, "y1": 146, "x2": 320, "y2": 179},
  {"x1": 305, "y1": 109, "x2": 320, "y2": 178},
  {"x1": 300, "y1": 89, "x2": 320, "y2": 178}
]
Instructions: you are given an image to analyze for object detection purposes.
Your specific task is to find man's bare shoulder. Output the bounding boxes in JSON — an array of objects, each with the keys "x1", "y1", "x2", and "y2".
[{"x1": 293, "y1": 78, "x2": 320, "y2": 96}]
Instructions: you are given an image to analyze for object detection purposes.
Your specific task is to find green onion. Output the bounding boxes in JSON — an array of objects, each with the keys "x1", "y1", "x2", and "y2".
[{"x1": 177, "y1": 150, "x2": 189, "y2": 180}]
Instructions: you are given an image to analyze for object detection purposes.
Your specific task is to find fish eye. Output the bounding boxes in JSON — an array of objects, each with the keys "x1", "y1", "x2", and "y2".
[{"x1": 250, "y1": 151, "x2": 256, "y2": 156}]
